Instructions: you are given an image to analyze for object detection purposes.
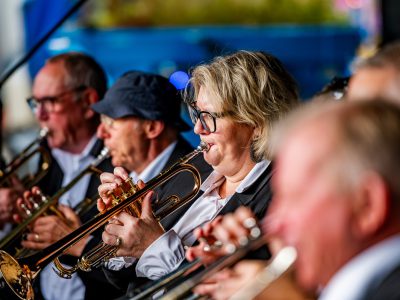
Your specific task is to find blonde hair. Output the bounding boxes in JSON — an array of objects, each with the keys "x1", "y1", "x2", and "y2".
[{"x1": 185, "y1": 50, "x2": 299, "y2": 160}]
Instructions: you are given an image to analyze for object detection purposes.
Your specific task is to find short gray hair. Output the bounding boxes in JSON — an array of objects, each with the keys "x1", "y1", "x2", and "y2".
[
  {"x1": 272, "y1": 100, "x2": 400, "y2": 200},
  {"x1": 47, "y1": 52, "x2": 107, "y2": 99}
]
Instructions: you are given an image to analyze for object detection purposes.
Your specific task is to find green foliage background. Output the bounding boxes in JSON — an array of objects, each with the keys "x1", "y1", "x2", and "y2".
[{"x1": 82, "y1": 0, "x2": 349, "y2": 27}]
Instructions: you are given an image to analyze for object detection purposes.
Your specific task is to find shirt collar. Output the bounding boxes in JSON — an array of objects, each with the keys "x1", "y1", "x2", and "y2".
[
  {"x1": 51, "y1": 135, "x2": 98, "y2": 173},
  {"x1": 320, "y1": 234, "x2": 400, "y2": 300},
  {"x1": 129, "y1": 141, "x2": 177, "y2": 183}
]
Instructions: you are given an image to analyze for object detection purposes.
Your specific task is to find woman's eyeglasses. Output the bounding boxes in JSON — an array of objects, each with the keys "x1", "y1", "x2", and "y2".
[{"x1": 187, "y1": 102, "x2": 231, "y2": 133}]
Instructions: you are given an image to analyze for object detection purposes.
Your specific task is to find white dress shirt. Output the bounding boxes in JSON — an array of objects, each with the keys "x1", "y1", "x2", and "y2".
[
  {"x1": 40, "y1": 136, "x2": 97, "y2": 300},
  {"x1": 131, "y1": 160, "x2": 270, "y2": 280},
  {"x1": 319, "y1": 234, "x2": 400, "y2": 300}
]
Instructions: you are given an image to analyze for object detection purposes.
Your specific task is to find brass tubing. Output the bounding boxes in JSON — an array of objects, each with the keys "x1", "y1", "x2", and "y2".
[
  {"x1": 56, "y1": 143, "x2": 207, "y2": 277},
  {"x1": 0, "y1": 148, "x2": 109, "y2": 252},
  {"x1": 0, "y1": 143, "x2": 207, "y2": 299}
]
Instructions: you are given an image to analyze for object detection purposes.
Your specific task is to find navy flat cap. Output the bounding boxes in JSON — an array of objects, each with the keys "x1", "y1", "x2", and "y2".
[{"x1": 92, "y1": 71, "x2": 190, "y2": 131}]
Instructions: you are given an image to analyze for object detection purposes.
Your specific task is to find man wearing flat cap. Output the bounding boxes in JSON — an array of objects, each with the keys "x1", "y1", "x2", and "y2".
[{"x1": 91, "y1": 71, "x2": 212, "y2": 292}]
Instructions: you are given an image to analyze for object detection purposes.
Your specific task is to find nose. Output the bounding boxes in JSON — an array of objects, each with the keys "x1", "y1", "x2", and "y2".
[
  {"x1": 36, "y1": 104, "x2": 49, "y2": 121},
  {"x1": 193, "y1": 118, "x2": 209, "y2": 136},
  {"x1": 97, "y1": 122, "x2": 110, "y2": 140}
]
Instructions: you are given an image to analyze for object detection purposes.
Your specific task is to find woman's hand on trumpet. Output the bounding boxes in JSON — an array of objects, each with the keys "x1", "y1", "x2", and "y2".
[
  {"x1": 186, "y1": 207, "x2": 259, "y2": 265},
  {"x1": 186, "y1": 207, "x2": 263, "y2": 299},
  {"x1": 186, "y1": 216, "x2": 226, "y2": 265}
]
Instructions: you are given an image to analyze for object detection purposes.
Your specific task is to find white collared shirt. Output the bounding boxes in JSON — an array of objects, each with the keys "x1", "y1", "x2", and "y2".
[
  {"x1": 129, "y1": 141, "x2": 177, "y2": 183},
  {"x1": 320, "y1": 234, "x2": 400, "y2": 300},
  {"x1": 132, "y1": 160, "x2": 270, "y2": 280},
  {"x1": 40, "y1": 135, "x2": 98, "y2": 300}
]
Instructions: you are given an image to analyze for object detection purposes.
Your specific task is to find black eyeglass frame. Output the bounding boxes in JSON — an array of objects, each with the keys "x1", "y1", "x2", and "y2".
[
  {"x1": 187, "y1": 102, "x2": 232, "y2": 133},
  {"x1": 26, "y1": 85, "x2": 87, "y2": 113}
]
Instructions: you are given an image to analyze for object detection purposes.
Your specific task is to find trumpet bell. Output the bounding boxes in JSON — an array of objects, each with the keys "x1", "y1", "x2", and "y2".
[
  {"x1": 0, "y1": 250, "x2": 34, "y2": 300},
  {"x1": 0, "y1": 143, "x2": 207, "y2": 300}
]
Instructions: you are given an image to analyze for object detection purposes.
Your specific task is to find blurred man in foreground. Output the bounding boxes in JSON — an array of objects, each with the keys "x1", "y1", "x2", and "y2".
[{"x1": 188, "y1": 100, "x2": 400, "y2": 300}]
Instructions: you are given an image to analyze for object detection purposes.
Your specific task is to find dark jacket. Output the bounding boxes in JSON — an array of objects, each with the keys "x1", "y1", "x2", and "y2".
[{"x1": 362, "y1": 263, "x2": 400, "y2": 300}]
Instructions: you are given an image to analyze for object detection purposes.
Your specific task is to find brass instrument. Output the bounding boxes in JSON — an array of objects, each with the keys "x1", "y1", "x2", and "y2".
[
  {"x1": 0, "y1": 127, "x2": 51, "y2": 189},
  {"x1": 0, "y1": 142, "x2": 208, "y2": 300},
  {"x1": 128, "y1": 258, "x2": 202, "y2": 300},
  {"x1": 13, "y1": 191, "x2": 104, "y2": 259},
  {"x1": 229, "y1": 247, "x2": 297, "y2": 300},
  {"x1": 0, "y1": 147, "x2": 110, "y2": 255},
  {"x1": 54, "y1": 142, "x2": 209, "y2": 278},
  {"x1": 127, "y1": 219, "x2": 263, "y2": 300},
  {"x1": 156, "y1": 239, "x2": 296, "y2": 300}
]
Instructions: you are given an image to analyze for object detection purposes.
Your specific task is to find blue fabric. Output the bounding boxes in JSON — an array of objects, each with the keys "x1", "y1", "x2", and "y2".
[{"x1": 23, "y1": 0, "x2": 77, "y2": 78}]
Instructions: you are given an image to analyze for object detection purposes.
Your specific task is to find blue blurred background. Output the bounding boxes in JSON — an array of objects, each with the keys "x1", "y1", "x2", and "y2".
[
  {"x1": 2, "y1": 0, "x2": 382, "y2": 153},
  {"x1": 19, "y1": 0, "x2": 364, "y2": 146}
]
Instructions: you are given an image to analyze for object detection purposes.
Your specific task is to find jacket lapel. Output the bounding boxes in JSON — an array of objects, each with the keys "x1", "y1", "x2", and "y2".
[{"x1": 219, "y1": 162, "x2": 274, "y2": 216}]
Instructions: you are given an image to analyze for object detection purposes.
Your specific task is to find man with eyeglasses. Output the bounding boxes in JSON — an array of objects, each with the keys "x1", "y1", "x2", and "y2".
[{"x1": 13, "y1": 52, "x2": 122, "y2": 300}]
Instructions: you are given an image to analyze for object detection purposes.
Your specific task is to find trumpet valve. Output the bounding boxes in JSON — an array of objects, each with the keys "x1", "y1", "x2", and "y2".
[
  {"x1": 20, "y1": 203, "x2": 32, "y2": 217},
  {"x1": 110, "y1": 178, "x2": 139, "y2": 205}
]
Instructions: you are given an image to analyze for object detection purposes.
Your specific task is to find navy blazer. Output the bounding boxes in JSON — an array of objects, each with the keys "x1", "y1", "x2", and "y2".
[{"x1": 361, "y1": 262, "x2": 400, "y2": 300}]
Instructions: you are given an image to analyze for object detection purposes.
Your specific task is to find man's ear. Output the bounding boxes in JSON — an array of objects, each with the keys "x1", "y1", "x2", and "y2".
[
  {"x1": 352, "y1": 172, "x2": 390, "y2": 238},
  {"x1": 144, "y1": 120, "x2": 165, "y2": 139},
  {"x1": 82, "y1": 87, "x2": 99, "y2": 119}
]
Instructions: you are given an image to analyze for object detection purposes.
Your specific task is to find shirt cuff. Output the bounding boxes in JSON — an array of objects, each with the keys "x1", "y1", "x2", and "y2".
[
  {"x1": 135, "y1": 229, "x2": 185, "y2": 280},
  {"x1": 104, "y1": 256, "x2": 137, "y2": 271}
]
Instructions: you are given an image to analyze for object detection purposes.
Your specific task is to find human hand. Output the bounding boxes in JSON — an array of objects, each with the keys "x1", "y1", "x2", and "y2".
[
  {"x1": 0, "y1": 175, "x2": 25, "y2": 225},
  {"x1": 185, "y1": 216, "x2": 226, "y2": 265},
  {"x1": 102, "y1": 190, "x2": 165, "y2": 258},
  {"x1": 13, "y1": 186, "x2": 44, "y2": 223},
  {"x1": 21, "y1": 204, "x2": 87, "y2": 256},
  {"x1": 193, "y1": 260, "x2": 266, "y2": 300},
  {"x1": 0, "y1": 187, "x2": 20, "y2": 225},
  {"x1": 186, "y1": 207, "x2": 260, "y2": 265},
  {"x1": 97, "y1": 167, "x2": 130, "y2": 212},
  {"x1": 211, "y1": 206, "x2": 259, "y2": 247}
]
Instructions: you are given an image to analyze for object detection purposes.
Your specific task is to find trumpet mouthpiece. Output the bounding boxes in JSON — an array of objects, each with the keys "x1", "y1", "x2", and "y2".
[
  {"x1": 39, "y1": 127, "x2": 50, "y2": 138},
  {"x1": 198, "y1": 141, "x2": 210, "y2": 152}
]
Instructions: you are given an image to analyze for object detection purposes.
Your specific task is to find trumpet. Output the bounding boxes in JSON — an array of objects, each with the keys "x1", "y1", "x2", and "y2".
[
  {"x1": 0, "y1": 127, "x2": 51, "y2": 189},
  {"x1": 155, "y1": 236, "x2": 296, "y2": 300},
  {"x1": 133, "y1": 225, "x2": 265, "y2": 300},
  {"x1": 54, "y1": 142, "x2": 209, "y2": 278},
  {"x1": 0, "y1": 147, "x2": 110, "y2": 255},
  {"x1": 13, "y1": 191, "x2": 105, "y2": 259},
  {"x1": 0, "y1": 142, "x2": 208, "y2": 300}
]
